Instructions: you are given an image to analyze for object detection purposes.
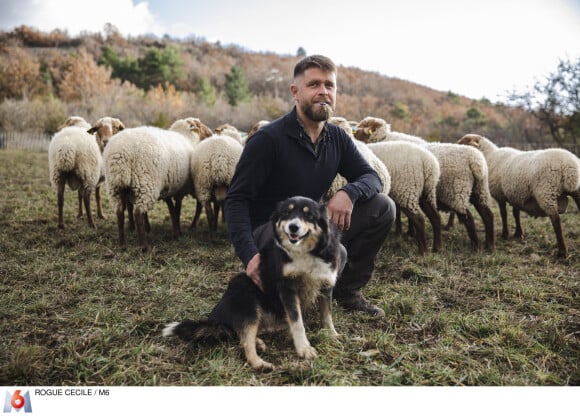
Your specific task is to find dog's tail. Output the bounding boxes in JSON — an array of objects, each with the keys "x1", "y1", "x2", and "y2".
[{"x1": 162, "y1": 319, "x2": 235, "y2": 343}]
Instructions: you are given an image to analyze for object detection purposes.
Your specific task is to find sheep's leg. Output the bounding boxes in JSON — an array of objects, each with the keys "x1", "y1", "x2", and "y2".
[
  {"x1": 445, "y1": 212, "x2": 455, "y2": 229},
  {"x1": 512, "y1": 207, "x2": 524, "y2": 239},
  {"x1": 498, "y1": 201, "x2": 509, "y2": 240},
  {"x1": 117, "y1": 202, "x2": 126, "y2": 249},
  {"x1": 83, "y1": 188, "x2": 96, "y2": 228},
  {"x1": 401, "y1": 207, "x2": 427, "y2": 255},
  {"x1": 190, "y1": 201, "x2": 202, "y2": 230},
  {"x1": 134, "y1": 207, "x2": 150, "y2": 252},
  {"x1": 472, "y1": 199, "x2": 495, "y2": 251},
  {"x1": 172, "y1": 196, "x2": 183, "y2": 238},
  {"x1": 127, "y1": 201, "x2": 135, "y2": 230},
  {"x1": 205, "y1": 200, "x2": 216, "y2": 232},
  {"x1": 456, "y1": 210, "x2": 479, "y2": 250},
  {"x1": 76, "y1": 189, "x2": 83, "y2": 219},
  {"x1": 550, "y1": 214, "x2": 567, "y2": 258},
  {"x1": 395, "y1": 205, "x2": 403, "y2": 236},
  {"x1": 571, "y1": 190, "x2": 580, "y2": 211},
  {"x1": 163, "y1": 198, "x2": 181, "y2": 239},
  {"x1": 57, "y1": 181, "x2": 66, "y2": 229},
  {"x1": 95, "y1": 187, "x2": 106, "y2": 219},
  {"x1": 420, "y1": 198, "x2": 442, "y2": 253}
]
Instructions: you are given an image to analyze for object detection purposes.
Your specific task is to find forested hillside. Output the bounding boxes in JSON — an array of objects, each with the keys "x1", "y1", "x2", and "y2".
[{"x1": 0, "y1": 25, "x2": 544, "y2": 145}]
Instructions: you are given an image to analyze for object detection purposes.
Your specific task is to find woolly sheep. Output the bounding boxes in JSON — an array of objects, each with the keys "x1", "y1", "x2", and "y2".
[
  {"x1": 246, "y1": 120, "x2": 270, "y2": 143},
  {"x1": 189, "y1": 134, "x2": 244, "y2": 232},
  {"x1": 326, "y1": 116, "x2": 391, "y2": 196},
  {"x1": 48, "y1": 116, "x2": 103, "y2": 229},
  {"x1": 103, "y1": 117, "x2": 213, "y2": 251},
  {"x1": 214, "y1": 123, "x2": 244, "y2": 144},
  {"x1": 367, "y1": 141, "x2": 442, "y2": 254},
  {"x1": 457, "y1": 134, "x2": 580, "y2": 257},
  {"x1": 355, "y1": 116, "x2": 495, "y2": 251}
]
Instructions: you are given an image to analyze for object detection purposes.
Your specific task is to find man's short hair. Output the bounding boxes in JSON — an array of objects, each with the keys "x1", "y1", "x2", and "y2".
[{"x1": 293, "y1": 55, "x2": 337, "y2": 78}]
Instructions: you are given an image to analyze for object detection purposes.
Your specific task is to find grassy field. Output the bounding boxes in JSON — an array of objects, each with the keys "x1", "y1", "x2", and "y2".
[{"x1": 0, "y1": 149, "x2": 578, "y2": 386}]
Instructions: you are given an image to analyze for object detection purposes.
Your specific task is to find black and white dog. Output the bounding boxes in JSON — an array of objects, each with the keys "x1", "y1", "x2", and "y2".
[{"x1": 163, "y1": 196, "x2": 345, "y2": 371}]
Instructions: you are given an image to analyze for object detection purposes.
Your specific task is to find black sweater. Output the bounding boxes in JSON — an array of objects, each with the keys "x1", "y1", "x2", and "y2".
[{"x1": 224, "y1": 107, "x2": 382, "y2": 266}]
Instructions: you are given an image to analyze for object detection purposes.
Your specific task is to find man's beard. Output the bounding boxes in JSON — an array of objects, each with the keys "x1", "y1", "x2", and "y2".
[{"x1": 300, "y1": 101, "x2": 334, "y2": 122}]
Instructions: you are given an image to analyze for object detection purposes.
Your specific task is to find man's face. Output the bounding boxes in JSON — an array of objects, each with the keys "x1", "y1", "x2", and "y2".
[{"x1": 291, "y1": 67, "x2": 337, "y2": 122}]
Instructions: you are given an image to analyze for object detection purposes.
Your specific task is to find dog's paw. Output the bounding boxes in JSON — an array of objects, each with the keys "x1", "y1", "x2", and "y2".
[
  {"x1": 251, "y1": 359, "x2": 275, "y2": 372},
  {"x1": 298, "y1": 345, "x2": 318, "y2": 360}
]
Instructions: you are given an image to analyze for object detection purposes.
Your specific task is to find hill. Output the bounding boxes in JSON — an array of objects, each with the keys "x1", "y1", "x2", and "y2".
[{"x1": 0, "y1": 25, "x2": 543, "y2": 146}]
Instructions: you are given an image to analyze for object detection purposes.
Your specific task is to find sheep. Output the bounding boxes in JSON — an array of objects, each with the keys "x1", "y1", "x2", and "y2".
[
  {"x1": 367, "y1": 141, "x2": 442, "y2": 254},
  {"x1": 246, "y1": 120, "x2": 270, "y2": 143},
  {"x1": 214, "y1": 123, "x2": 244, "y2": 144},
  {"x1": 457, "y1": 134, "x2": 580, "y2": 258},
  {"x1": 189, "y1": 134, "x2": 244, "y2": 233},
  {"x1": 326, "y1": 116, "x2": 391, "y2": 196},
  {"x1": 103, "y1": 117, "x2": 213, "y2": 251},
  {"x1": 48, "y1": 116, "x2": 102, "y2": 229},
  {"x1": 83, "y1": 117, "x2": 125, "y2": 221},
  {"x1": 355, "y1": 116, "x2": 495, "y2": 251}
]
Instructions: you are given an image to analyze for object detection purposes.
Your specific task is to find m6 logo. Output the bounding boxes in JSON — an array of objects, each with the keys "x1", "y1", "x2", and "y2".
[{"x1": 3, "y1": 391, "x2": 32, "y2": 413}]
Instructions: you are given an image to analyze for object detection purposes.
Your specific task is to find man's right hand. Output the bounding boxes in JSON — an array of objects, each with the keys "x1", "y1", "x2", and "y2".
[{"x1": 246, "y1": 253, "x2": 264, "y2": 292}]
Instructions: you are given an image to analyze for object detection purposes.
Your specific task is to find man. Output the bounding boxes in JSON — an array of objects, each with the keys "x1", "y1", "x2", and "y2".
[{"x1": 224, "y1": 55, "x2": 395, "y2": 316}]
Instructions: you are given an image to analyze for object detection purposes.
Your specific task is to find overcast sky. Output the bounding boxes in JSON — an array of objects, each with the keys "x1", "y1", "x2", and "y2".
[{"x1": 1, "y1": 0, "x2": 579, "y2": 101}]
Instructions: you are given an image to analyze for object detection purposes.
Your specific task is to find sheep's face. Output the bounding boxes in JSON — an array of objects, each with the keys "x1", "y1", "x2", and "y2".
[
  {"x1": 353, "y1": 117, "x2": 386, "y2": 143},
  {"x1": 184, "y1": 118, "x2": 213, "y2": 141},
  {"x1": 456, "y1": 134, "x2": 482, "y2": 148},
  {"x1": 89, "y1": 117, "x2": 125, "y2": 152}
]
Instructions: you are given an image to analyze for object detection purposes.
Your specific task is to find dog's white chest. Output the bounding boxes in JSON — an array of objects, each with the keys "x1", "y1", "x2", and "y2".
[{"x1": 282, "y1": 255, "x2": 337, "y2": 307}]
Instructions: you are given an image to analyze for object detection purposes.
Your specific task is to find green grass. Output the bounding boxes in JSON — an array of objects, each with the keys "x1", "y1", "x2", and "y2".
[{"x1": 0, "y1": 149, "x2": 578, "y2": 386}]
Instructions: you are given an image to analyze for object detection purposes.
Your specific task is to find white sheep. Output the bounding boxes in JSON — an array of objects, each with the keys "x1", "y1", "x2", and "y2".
[
  {"x1": 355, "y1": 116, "x2": 495, "y2": 251},
  {"x1": 457, "y1": 134, "x2": 580, "y2": 257},
  {"x1": 48, "y1": 116, "x2": 102, "y2": 229},
  {"x1": 367, "y1": 141, "x2": 442, "y2": 254},
  {"x1": 214, "y1": 123, "x2": 244, "y2": 144},
  {"x1": 189, "y1": 134, "x2": 244, "y2": 233},
  {"x1": 326, "y1": 116, "x2": 391, "y2": 197},
  {"x1": 103, "y1": 117, "x2": 213, "y2": 251}
]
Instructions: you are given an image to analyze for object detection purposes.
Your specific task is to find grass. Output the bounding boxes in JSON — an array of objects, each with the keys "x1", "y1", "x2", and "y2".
[{"x1": 0, "y1": 149, "x2": 578, "y2": 386}]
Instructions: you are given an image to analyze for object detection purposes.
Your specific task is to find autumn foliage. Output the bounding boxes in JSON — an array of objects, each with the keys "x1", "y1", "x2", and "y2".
[{"x1": 0, "y1": 25, "x2": 544, "y2": 146}]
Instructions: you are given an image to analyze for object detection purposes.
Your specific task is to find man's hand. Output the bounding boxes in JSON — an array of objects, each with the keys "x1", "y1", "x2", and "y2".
[
  {"x1": 246, "y1": 253, "x2": 264, "y2": 292},
  {"x1": 327, "y1": 190, "x2": 353, "y2": 231}
]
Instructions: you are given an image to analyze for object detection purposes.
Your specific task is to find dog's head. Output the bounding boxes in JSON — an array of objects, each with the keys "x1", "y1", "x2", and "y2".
[{"x1": 272, "y1": 196, "x2": 329, "y2": 253}]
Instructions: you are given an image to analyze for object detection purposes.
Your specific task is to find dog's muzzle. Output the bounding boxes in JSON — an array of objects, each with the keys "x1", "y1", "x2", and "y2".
[{"x1": 284, "y1": 219, "x2": 309, "y2": 244}]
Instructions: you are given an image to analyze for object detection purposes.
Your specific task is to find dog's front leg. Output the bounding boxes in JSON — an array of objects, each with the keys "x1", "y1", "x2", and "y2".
[
  {"x1": 319, "y1": 286, "x2": 338, "y2": 337},
  {"x1": 280, "y1": 281, "x2": 317, "y2": 360}
]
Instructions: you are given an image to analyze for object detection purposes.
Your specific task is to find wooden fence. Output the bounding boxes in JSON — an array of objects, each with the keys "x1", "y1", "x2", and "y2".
[{"x1": 0, "y1": 131, "x2": 52, "y2": 151}]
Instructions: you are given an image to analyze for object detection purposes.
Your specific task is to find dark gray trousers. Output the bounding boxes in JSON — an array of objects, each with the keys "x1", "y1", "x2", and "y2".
[{"x1": 253, "y1": 193, "x2": 396, "y2": 297}]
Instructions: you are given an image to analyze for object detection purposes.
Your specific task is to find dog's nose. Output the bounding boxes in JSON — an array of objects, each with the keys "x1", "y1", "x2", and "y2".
[{"x1": 288, "y1": 223, "x2": 299, "y2": 234}]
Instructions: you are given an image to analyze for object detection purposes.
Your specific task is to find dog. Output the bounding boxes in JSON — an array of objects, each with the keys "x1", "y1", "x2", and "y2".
[{"x1": 163, "y1": 196, "x2": 345, "y2": 371}]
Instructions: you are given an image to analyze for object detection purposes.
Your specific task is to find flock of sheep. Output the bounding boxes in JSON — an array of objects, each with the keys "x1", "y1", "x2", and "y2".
[{"x1": 48, "y1": 114, "x2": 580, "y2": 258}]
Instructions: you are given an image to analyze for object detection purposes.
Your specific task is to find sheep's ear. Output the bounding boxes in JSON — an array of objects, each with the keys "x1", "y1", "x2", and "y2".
[
  {"x1": 87, "y1": 126, "x2": 98, "y2": 135},
  {"x1": 114, "y1": 119, "x2": 125, "y2": 132}
]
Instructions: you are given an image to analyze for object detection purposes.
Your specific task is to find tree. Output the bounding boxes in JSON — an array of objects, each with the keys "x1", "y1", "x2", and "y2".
[
  {"x1": 225, "y1": 65, "x2": 251, "y2": 106},
  {"x1": 199, "y1": 78, "x2": 217, "y2": 107},
  {"x1": 296, "y1": 47, "x2": 307, "y2": 57},
  {"x1": 59, "y1": 48, "x2": 112, "y2": 105},
  {"x1": 0, "y1": 46, "x2": 46, "y2": 99},
  {"x1": 509, "y1": 57, "x2": 580, "y2": 151}
]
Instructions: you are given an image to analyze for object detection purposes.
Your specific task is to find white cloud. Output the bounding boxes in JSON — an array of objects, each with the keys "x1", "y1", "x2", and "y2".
[{"x1": 3, "y1": 0, "x2": 164, "y2": 37}]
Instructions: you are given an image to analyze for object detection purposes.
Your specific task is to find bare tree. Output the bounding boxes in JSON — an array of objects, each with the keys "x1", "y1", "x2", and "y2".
[{"x1": 508, "y1": 57, "x2": 580, "y2": 153}]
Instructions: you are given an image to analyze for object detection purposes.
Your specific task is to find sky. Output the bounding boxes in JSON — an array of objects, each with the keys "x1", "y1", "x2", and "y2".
[{"x1": 1, "y1": 0, "x2": 579, "y2": 102}]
